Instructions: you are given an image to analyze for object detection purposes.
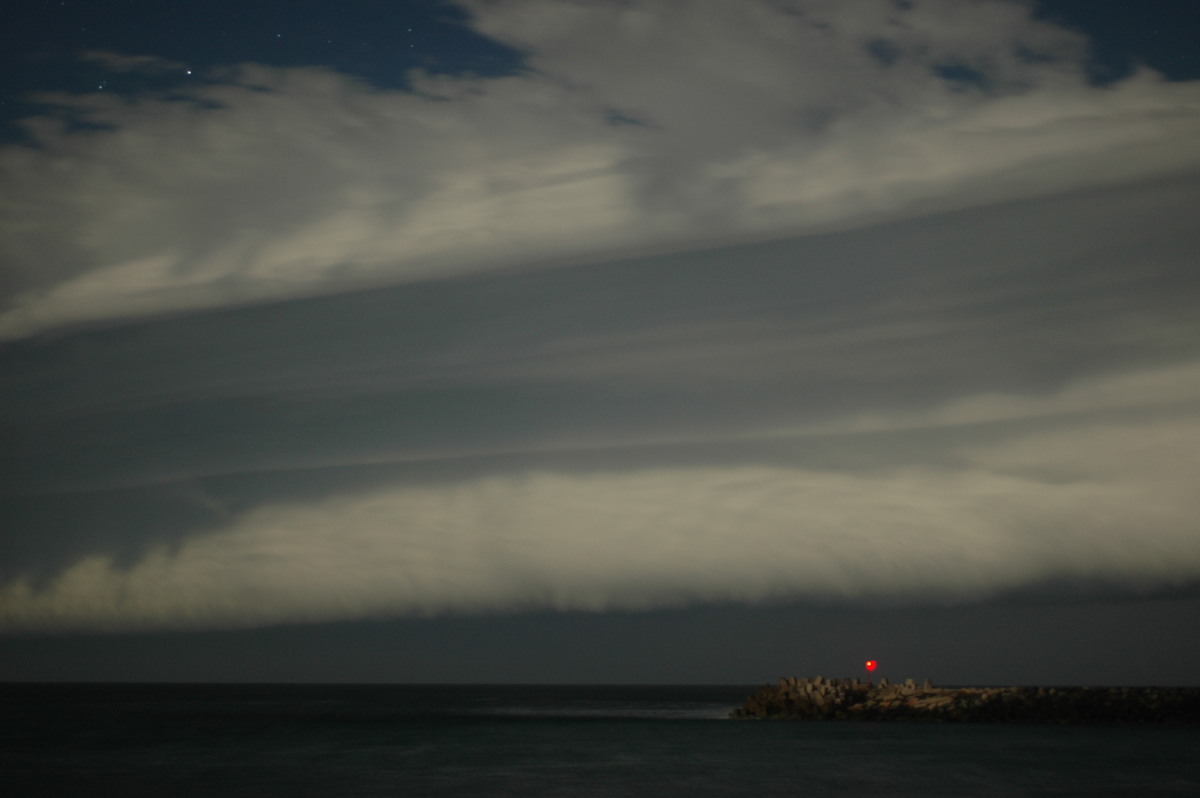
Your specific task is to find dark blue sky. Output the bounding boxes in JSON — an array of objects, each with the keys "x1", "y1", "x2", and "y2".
[
  {"x1": 2, "y1": 1, "x2": 1199, "y2": 684},
  {"x1": 3, "y1": 1, "x2": 1197, "y2": 141},
  {"x1": 1, "y1": 0, "x2": 523, "y2": 142},
  {"x1": 1034, "y1": 0, "x2": 1200, "y2": 81}
]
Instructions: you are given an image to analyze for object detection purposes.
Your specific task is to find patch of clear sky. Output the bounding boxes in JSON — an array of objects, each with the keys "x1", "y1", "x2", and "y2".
[
  {"x1": 0, "y1": 0, "x2": 524, "y2": 143},
  {"x1": 0, "y1": 0, "x2": 1196, "y2": 143}
]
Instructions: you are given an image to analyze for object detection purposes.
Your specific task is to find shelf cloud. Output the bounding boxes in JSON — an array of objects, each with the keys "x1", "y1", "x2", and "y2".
[
  {"x1": 2, "y1": 1, "x2": 1199, "y2": 633},
  {"x1": 4, "y1": 364, "x2": 1200, "y2": 631}
]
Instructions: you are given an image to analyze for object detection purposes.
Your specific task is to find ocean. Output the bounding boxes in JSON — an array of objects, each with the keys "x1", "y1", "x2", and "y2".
[{"x1": 4, "y1": 683, "x2": 1198, "y2": 796}]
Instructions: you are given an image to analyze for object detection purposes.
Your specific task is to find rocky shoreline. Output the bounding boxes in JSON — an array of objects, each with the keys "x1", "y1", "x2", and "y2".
[{"x1": 730, "y1": 676, "x2": 1200, "y2": 723}]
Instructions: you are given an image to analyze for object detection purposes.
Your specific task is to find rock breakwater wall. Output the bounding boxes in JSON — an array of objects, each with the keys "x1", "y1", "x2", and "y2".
[{"x1": 730, "y1": 676, "x2": 1200, "y2": 723}]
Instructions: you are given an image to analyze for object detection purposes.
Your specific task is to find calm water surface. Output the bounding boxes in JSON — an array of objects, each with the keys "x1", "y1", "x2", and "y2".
[{"x1": 4, "y1": 683, "x2": 1198, "y2": 796}]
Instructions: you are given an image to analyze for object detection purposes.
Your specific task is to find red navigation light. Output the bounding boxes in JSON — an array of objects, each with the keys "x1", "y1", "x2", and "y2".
[{"x1": 865, "y1": 660, "x2": 878, "y2": 672}]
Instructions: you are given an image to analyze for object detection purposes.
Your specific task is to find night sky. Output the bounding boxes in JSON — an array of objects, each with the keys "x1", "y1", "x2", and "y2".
[{"x1": 2, "y1": 1, "x2": 1199, "y2": 685}]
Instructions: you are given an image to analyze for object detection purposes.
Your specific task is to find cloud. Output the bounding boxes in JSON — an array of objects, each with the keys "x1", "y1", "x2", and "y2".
[
  {"x1": 3, "y1": 170, "x2": 1197, "y2": 503},
  {"x1": 4, "y1": 361, "x2": 1200, "y2": 632},
  {"x1": 791, "y1": 359, "x2": 1200, "y2": 436},
  {"x1": 2, "y1": 0, "x2": 1199, "y2": 337},
  {"x1": 3, "y1": 0, "x2": 1199, "y2": 635},
  {"x1": 77, "y1": 50, "x2": 186, "y2": 74}
]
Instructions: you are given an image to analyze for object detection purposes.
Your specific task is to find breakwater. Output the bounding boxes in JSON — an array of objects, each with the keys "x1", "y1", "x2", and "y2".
[{"x1": 730, "y1": 676, "x2": 1200, "y2": 723}]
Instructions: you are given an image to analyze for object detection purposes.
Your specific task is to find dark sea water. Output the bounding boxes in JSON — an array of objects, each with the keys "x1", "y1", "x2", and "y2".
[{"x1": 4, "y1": 683, "x2": 1199, "y2": 796}]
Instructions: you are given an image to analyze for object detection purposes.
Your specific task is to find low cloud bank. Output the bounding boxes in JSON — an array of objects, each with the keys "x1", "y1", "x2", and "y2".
[{"x1": 4, "y1": 400, "x2": 1198, "y2": 632}]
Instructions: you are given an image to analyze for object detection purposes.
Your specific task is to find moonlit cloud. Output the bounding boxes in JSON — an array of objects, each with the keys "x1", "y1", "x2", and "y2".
[
  {"x1": 4, "y1": 354, "x2": 1200, "y2": 632},
  {"x1": 2, "y1": 1, "x2": 1200, "y2": 636},
  {"x1": 3, "y1": 404, "x2": 1198, "y2": 632},
  {"x1": 2, "y1": 0, "x2": 1198, "y2": 338},
  {"x1": 77, "y1": 50, "x2": 186, "y2": 73}
]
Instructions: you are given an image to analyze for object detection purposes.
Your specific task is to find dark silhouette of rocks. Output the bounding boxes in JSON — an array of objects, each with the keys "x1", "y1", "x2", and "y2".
[{"x1": 730, "y1": 676, "x2": 1200, "y2": 723}]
